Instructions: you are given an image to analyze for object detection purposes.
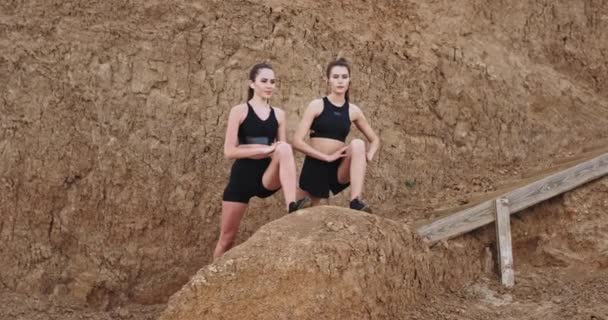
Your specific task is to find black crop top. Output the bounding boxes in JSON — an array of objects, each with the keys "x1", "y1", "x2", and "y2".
[
  {"x1": 238, "y1": 102, "x2": 278, "y2": 145},
  {"x1": 309, "y1": 97, "x2": 351, "y2": 142}
]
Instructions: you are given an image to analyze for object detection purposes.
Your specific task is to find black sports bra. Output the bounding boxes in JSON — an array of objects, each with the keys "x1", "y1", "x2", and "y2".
[
  {"x1": 238, "y1": 102, "x2": 278, "y2": 145},
  {"x1": 309, "y1": 97, "x2": 351, "y2": 142}
]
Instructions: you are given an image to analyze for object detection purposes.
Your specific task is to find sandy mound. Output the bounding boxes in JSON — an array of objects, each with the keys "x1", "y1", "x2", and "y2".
[
  {"x1": 161, "y1": 206, "x2": 482, "y2": 320},
  {"x1": 162, "y1": 176, "x2": 608, "y2": 319}
]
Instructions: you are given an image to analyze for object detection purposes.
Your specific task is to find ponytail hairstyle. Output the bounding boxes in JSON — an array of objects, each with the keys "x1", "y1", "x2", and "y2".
[
  {"x1": 247, "y1": 62, "x2": 274, "y2": 100},
  {"x1": 325, "y1": 57, "x2": 351, "y2": 102}
]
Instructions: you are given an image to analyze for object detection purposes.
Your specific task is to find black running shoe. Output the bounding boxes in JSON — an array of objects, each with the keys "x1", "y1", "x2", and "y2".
[
  {"x1": 289, "y1": 197, "x2": 311, "y2": 213},
  {"x1": 349, "y1": 198, "x2": 372, "y2": 213}
]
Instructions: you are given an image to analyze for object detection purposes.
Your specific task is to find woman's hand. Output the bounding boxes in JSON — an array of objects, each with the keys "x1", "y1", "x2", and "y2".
[
  {"x1": 324, "y1": 146, "x2": 348, "y2": 162},
  {"x1": 366, "y1": 151, "x2": 375, "y2": 162},
  {"x1": 263, "y1": 143, "x2": 277, "y2": 155}
]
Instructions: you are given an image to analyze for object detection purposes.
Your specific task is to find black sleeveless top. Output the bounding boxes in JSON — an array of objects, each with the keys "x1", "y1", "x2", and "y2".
[
  {"x1": 238, "y1": 102, "x2": 278, "y2": 145},
  {"x1": 309, "y1": 97, "x2": 351, "y2": 142}
]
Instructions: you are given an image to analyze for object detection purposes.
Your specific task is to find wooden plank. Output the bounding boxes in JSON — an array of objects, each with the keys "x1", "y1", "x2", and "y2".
[
  {"x1": 418, "y1": 152, "x2": 608, "y2": 243},
  {"x1": 423, "y1": 144, "x2": 608, "y2": 221},
  {"x1": 418, "y1": 200, "x2": 495, "y2": 243},
  {"x1": 495, "y1": 198, "x2": 514, "y2": 287}
]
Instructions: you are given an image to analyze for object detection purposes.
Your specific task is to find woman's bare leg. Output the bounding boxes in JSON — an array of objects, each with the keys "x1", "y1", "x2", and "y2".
[
  {"x1": 262, "y1": 142, "x2": 297, "y2": 209},
  {"x1": 213, "y1": 201, "x2": 248, "y2": 259},
  {"x1": 337, "y1": 138, "x2": 366, "y2": 200}
]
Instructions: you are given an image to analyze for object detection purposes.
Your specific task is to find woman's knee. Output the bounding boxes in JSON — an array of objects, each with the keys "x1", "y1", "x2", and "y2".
[
  {"x1": 349, "y1": 139, "x2": 365, "y2": 154},
  {"x1": 219, "y1": 231, "x2": 237, "y2": 247},
  {"x1": 275, "y1": 142, "x2": 294, "y2": 158}
]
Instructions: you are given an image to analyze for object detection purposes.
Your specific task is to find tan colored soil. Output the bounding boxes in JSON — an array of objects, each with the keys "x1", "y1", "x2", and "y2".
[
  {"x1": 1, "y1": 0, "x2": 607, "y2": 318},
  {"x1": 162, "y1": 206, "x2": 485, "y2": 320}
]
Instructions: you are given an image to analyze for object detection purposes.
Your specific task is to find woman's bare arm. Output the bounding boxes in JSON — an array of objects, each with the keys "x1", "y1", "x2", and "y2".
[
  {"x1": 274, "y1": 107, "x2": 287, "y2": 143},
  {"x1": 351, "y1": 104, "x2": 380, "y2": 161}
]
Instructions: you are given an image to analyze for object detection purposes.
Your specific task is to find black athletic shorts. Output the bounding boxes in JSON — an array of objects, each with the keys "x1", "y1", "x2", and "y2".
[
  {"x1": 223, "y1": 158, "x2": 279, "y2": 203},
  {"x1": 299, "y1": 156, "x2": 350, "y2": 199}
]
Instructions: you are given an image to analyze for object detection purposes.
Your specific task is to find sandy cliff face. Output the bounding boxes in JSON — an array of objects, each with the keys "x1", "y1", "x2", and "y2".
[{"x1": 1, "y1": 0, "x2": 607, "y2": 313}]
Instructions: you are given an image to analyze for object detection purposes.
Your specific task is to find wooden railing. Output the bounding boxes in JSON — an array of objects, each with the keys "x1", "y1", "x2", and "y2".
[{"x1": 416, "y1": 152, "x2": 608, "y2": 286}]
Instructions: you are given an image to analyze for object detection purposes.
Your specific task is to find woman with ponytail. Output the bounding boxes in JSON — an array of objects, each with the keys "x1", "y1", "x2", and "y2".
[
  {"x1": 214, "y1": 63, "x2": 306, "y2": 258},
  {"x1": 293, "y1": 58, "x2": 380, "y2": 212}
]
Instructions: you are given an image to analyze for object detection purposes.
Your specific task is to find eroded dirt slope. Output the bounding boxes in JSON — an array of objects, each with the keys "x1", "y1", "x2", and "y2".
[{"x1": 1, "y1": 0, "x2": 607, "y2": 316}]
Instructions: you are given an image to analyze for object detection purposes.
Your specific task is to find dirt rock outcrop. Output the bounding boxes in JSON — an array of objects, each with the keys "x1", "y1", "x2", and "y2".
[
  {"x1": 161, "y1": 206, "x2": 483, "y2": 320},
  {"x1": 1, "y1": 0, "x2": 607, "y2": 311}
]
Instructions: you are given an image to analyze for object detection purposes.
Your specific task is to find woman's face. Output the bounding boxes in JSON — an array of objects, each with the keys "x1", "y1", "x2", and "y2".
[
  {"x1": 250, "y1": 68, "x2": 276, "y2": 100},
  {"x1": 328, "y1": 66, "x2": 350, "y2": 95}
]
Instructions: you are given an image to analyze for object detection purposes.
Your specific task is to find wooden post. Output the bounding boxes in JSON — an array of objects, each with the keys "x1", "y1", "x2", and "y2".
[{"x1": 495, "y1": 197, "x2": 514, "y2": 287}]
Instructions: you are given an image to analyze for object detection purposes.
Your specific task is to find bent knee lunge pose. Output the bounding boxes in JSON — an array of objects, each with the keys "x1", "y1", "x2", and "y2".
[
  {"x1": 214, "y1": 63, "x2": 306, "y2": 259},
  {"x1": 293, "y1": 58, "x2": 380, "y2": 212}
]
